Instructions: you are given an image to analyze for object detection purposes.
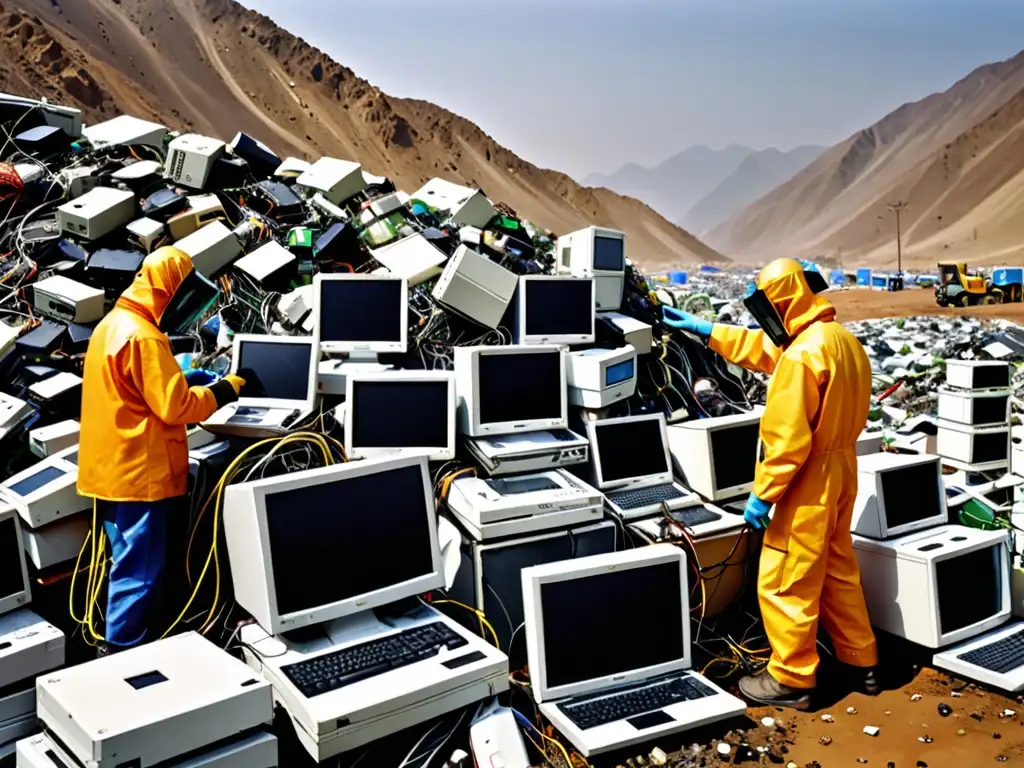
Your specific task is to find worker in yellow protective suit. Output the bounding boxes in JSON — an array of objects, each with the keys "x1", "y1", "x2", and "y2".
[
  {"x1": 78, "y1": 246, "x2": 244, "y2": 656},
  {"x1": 663, "y1": 258, "x2": 878, "y2": 709}
]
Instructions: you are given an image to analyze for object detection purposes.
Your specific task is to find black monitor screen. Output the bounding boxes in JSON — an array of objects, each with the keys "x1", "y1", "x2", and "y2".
[
  {"x1": 266, "y1": 464, "x2": 436, "y2": 616},
  {"x1": 478, "y1": 350, "x2": 563, "y2": 426},
  {"x1": 593, "y1": 236, "x2": 624, "y2": 271},
  {"x1": 937, "y1": 544, "x2": 1002, "y2": 635},
  {"x1": 319, "y1": 279, "x2": 404, "y2": 344},
  {"x1": 974, "y1": 432, "x2": 1009, "y2": 464},
  {"x1": 595, "y1": 418, "x2": 668, "y2": 483},
  {"x1": 973, "y1": 395, "x2": 1008, "y2": 426},
  {"x1": 6, "y1": 465, "x2": 66, "y2": 498},
  {"x1": 540, "y1": 562, "x2": 684, "y2": 689},
  {"x1": 236, "y1": 341, "x2": 312, "y2": 401},
  {"x1": 881, "y1": 461, "x2": 941, "y2": 529},
  {"x1": 0, "y1": 516, "x2": 24, "y2": 602},
  {"x1": 710, "y1": 422, "x2": 760, "y2": 491},
  {"x1": 524, "y1": 279, "x2": 593, "y2": 338},
  {"x1": 351, "y1": 380, "x2": 449, "y2": 450}
]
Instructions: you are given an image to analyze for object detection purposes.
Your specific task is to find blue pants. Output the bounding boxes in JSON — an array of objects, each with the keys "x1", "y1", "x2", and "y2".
[{"x1": 99, "y1": 499, "x2": 170, "y2": 647}]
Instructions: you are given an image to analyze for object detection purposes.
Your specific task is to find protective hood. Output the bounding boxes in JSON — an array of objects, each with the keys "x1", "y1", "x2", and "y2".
[
  {"x1": 117, "y1": 247, "x2": 219, "y2": 334},
  {"x1": 743, "y1": 258, "x2": 833, "y2": 348}
]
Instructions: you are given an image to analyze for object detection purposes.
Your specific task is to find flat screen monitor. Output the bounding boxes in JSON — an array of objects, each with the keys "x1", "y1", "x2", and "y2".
[
  {"x1": 0, "y1": 507, "x2": 30, "y2": 616},
  {"x1": 345, "y1": 371, "x2": 456, "y2": 460},
  {"x1": 232, "y1": 335, "x2": 318, "y2": 410},
  {"x1": 222, "y1": 455, "x2": 443, "y2": 634},
  {"x1": 710, "y1": 422, "x2": 760, "y2": 492},
  {"x1": 455, "y1": 345, "x2": 568, "y2": 436},
  {"x1": 880, "y1": 461, "x2": 942, "y2": 530},
  {"x1": 518, "y1": 276, "x2": 595, "y2": 345},
  {"x1": 523, "y1": 545, "x2": 688, "y2": 702},
  {"x1": 314, "y1": 274, "x2": 408, "y2": 354},
  {"x1": 936, "y1": 544, "x2": 1002, "y2": 636},
  {"x1": 590, "y1": 415, "x2": 671, "y2": 489}
]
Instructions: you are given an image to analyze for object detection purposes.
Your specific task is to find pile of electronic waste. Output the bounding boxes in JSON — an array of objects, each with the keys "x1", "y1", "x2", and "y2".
[{"x1": 0, "y1": 97, "x2": 775, "y2": 768}]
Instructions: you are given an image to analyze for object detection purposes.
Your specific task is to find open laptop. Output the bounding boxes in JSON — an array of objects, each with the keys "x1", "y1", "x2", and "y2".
[
  {"x1": 521, "y1": 545, "x2": 746, "y2": 756},
  {"x1": 202, "y1": 334, "x2": 319, "y2": 438},
  {"x1": 585, "y1": 413, "x2": 701, "y2": 520}
]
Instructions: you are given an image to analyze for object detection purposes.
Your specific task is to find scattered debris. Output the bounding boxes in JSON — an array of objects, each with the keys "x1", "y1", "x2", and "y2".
[
  {"x1": 818, "y1": 735, "x2": 832, "y2": 746},
  {"x1": 847, "y1": 706, "x2": 858, "y2": 715},
  {"x1": 938, "y1": 703, "x2": 952, "y2": 717},
  {"x1": 863, "y1": 726, "x2": 880, "y2": 736},
  {"x1": 911, "y1": 694, "x2": 923, "y2": 702},
  {"x1": 821, "y1": 714, "x2": 834, "y2": 723},
  {"x1": 919, "y1": 734, "x2": 934, "y2": 743}
]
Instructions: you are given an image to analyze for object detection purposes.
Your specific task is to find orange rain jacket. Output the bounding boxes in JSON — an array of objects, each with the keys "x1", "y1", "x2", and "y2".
[
  {"x1": 708, "y1": 258, "x2": 878, "y2": 689},
  {"x1": 77, "y1": 247, "x2": 219, "y2": 502}
]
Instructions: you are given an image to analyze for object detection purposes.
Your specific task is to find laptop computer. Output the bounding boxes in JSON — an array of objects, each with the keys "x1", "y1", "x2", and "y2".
[
  {"x1": 585, "y1": 413, "x2": 701, "y2": 520},
  {"x1": 521, "y1": 545, "x2": 746, "y2": 756},
  {"x1": 202, "y1": 334, "x2": 319, "y2": 438}
]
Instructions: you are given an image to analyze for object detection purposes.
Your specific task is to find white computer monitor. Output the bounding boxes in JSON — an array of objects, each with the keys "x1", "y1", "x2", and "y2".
[
  {"x1": 313, "y1": 274, "x2": 408, "y2": 355},
  {"x1": 0, "y1": 445, "x2": 86, "y2": 529},
  {"x1": 0, "y1": 502, "x2": 31, "y2": 616},
  {"x1": 522, "y1": 544, "x2": 689, "y2": 703},
  {"x1": 666, "y1": 409, "x2": 763, "y2": 501},
  {"x1": 585, "y1": 413, "x2": 673, "y2": 492},
  {"x1": 515, "y1": 276, "x2": 596, "y2": 345},
  {"x1": 231, "y1": 334, "x2": 319, "y2": 412},
  {"x1": 344, "y1": 370, "x2": 456, "y2": 461},
  {"x1": 554, "y1": 227, "x2": 625, "y2": 311},
  {"x1": 454, "y1": 345, "x2": 568, "y2": 437},
  {"x1": 223, "y1": 454, "x2": 443, "y2": 635},
  {"x1": 851, "y1": 453, "x2": 948, "y2": 539},
  {"x1": 854, "y1": 524, "x2": 1010, "y2": 649}
]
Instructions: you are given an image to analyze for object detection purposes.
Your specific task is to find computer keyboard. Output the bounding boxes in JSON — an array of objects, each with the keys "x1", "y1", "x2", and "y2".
[
  {"x1": 562, "y1": 675, "x2": 717, "y2": 731},
  {"x1": 608, "y1": 484, "x2": 686, "y2": 510},
  {"x1": 281, "y1": 622, "x2": 468, "y2": 698},
  {"x1": 957, "y1": 628, "x2": 1024, "y2": 673},
  {"x1": 669, "y1": 507, "x2": 721, "y2": 527}
]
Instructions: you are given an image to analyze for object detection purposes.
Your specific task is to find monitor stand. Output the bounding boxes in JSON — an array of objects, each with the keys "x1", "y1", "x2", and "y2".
[{"x1": 317, "y1": 352, "x2": 393, "y2": 396}]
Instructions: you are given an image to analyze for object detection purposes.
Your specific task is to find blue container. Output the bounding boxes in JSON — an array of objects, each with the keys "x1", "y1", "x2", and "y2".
[
  {"x1": 856, "y1": 268, "x2": 872, "y2": 287},
  {"x1": 992, "y1": 267, "x2": 1024, "y2": 287},
  {"x1": 669, "y1": 270, "x2": 688, "y2": 285}
]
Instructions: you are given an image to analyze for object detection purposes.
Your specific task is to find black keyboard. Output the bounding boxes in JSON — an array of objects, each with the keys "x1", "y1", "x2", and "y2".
[
  {"x1": 609, "y1": 484, "x2": 686, "y2": 510},
  {"x1": 957, "y1": 628, "x2": 1024, "y2": 673},
  {"x1": 561, "y1": 675, "x2": 716, "y2": 731},
  {"x1": 281, "y1": 622, "x2": 468, "y2": 698},
  {"x1": 670, "y1": 507, "x2": 721, "y2": 527}
]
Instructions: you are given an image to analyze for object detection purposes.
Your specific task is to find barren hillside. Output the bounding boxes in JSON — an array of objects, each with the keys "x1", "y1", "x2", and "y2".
[
  {"x1": 706, "y1": 49, "x2": 1024, "y2": 268},
  {"x1": 0, "y1": 0, "x2": 725, "y2": 269}
]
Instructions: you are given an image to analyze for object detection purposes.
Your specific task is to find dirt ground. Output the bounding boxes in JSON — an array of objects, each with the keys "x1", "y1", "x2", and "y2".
[{"x1": 828, "y1": 287, "x2": 1024, "y2": 323}]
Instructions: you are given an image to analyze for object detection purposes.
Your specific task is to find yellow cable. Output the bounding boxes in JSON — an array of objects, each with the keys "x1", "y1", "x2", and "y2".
[
  {"x1": 431, "y1": 599, "x2": 500, "y2": 647},
  {"x1": 436, "y1": 467, "x2": 475, "y2": 510}
]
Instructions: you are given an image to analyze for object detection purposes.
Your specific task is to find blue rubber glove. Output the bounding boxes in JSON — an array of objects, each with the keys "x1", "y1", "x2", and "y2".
[
  {"x1": 662, "y1": 306, "x2": 713, "y2": 337},
  {"x1": 743, "y1": 493, "x2": 772, "y2": 530}
]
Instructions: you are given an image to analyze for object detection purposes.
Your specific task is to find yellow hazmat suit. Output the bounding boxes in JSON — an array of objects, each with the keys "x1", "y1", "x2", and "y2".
[
  {"x1": 78, "y1": 247, "x2": 220, "y2": 502},
  {"x1": 709, "y1": 259, "x2": 878, "y2": 689}
]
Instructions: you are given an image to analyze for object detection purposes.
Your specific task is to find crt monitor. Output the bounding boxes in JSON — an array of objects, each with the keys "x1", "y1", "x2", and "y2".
[
  {"x1": 314, "y1": 274, "x2": 408, "y2": 354},
  {"x1": 344, "y1": 371, "x2": 456, "y2": 461},
  {"x1": 665, "y1": 410, "x2": 762, "y2": 501},
  {"x1": 587, "y1": 414, "x2": 672, "y2": 491},
  {"x1": 593, "y1": 234, "x2": 625, "y2": 272},
  {"x1": 522, "y1": 544, "x2": 688, "y2": 703},
  {"x1": 0, "y1": 504, "x2": 31, "y2": 616},
  {"x1": 454, "y1": 345, "x2": 568, "y2": 437},
  {"x1": 517, "y1": 276, "x2": 595, "y2": 345},
  {"x1": 851, "y1": 453, "x2": 947, "y2": 539},
  {"x1": 222, "y1": 454, "x2": 443, "y2": 635},
  {"x1": 232, "y1": 334, "x2": 319, "y2": 410}
]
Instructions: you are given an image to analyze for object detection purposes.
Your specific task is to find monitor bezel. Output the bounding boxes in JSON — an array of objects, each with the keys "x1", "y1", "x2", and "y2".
[
  {"x1": 517, "y1": 275, "x2": 596, "y2": 346},
  {"x1": 457, "y1": 345, "x2": 568, "y2": 437},
  {"x1": 586, "y1": 412, "x2": 673, "y2": 492},
  {"x1": 700, "y1": 411, "x2": 763, "y2": 499},
  {"x1": 230, "y1": 333, "x2": 320, "y2": 412},
  {"x1": 874, "y1": 453, "x2": 949, "y2": 538},
  {"x1": 344, "y1": 370, "x2": 457, "y2": 461},
  {"x1": 227, "y1": 455, "x2": 443, "y2": 635},
  {"x1": 522, "y1": 544, "x2": 689, "y2": 703},
  {"x1": 0, "y1": 503, "x2": 32, "y2": 616},
  {"x1": 313, "y1": 273, "x2": 409, "y2": 354},
  {"x1": 0, "y1": 446, "x2": 79, "y2": 512}
]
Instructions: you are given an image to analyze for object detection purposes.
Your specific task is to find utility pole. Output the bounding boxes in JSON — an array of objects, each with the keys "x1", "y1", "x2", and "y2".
[{"x1": 887, "y1": 201, "x2": 907, "y2": 290}]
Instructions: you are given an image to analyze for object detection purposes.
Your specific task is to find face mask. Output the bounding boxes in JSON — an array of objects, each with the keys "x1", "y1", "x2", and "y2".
[
  {"x1": 159, "y1": 270, "x2": 220, "y2": 335},
  {"x1": 742, "y1": 269, "x2": 828, "y2": 348}
]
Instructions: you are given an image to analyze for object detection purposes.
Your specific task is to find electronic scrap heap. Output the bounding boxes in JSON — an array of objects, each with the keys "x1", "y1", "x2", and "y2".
[{"x1": 0, "y1": 97, "x2": 765, "y2": 768}]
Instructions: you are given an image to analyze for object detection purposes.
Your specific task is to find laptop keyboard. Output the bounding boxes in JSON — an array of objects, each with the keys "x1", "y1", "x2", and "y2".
[
  {"x1": 608, "y1": 484, "x2": 685, "y2": 510},
  {"x1": 957, "y1": 628, "x2": 1024, "y2": 673},
  {"x1": 669, "y1": 507, "x2": 721, "y2": 527},
  {"x1": 562, "y1": 674, "x2": 717, "y2": 731},
  {"x1": 281, "y1": 622, "x2": 468, "y2": 698}
]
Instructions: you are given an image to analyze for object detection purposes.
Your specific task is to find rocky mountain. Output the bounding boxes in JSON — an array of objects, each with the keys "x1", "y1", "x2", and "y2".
[{"x1": 0, "y1": 0, "x2": 726, "y2": 268}]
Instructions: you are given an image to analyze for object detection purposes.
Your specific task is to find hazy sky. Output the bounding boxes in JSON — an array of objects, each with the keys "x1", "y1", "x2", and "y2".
[{"x1": 239, "y1": 0, "x2": 1024, "y2": 181}]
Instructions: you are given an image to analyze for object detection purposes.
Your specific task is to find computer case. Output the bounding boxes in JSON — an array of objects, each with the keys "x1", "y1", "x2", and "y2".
[{"x1": 431, "y1": 245, "x2": 518, "y2": 329}]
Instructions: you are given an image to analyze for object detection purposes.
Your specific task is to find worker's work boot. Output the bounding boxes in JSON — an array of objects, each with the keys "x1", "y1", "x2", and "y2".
[{"x1": 738, "y1": 671, "x2": 812, "y2": 710}]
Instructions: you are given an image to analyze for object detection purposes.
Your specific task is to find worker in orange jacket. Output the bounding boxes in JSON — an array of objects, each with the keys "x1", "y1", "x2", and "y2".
[
  {"x1": 78, "y1": 247, "x2": 244, "y2": 655},
  {"x1": 664, "y1": 258, "x2": 878, "y2": 709}
]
